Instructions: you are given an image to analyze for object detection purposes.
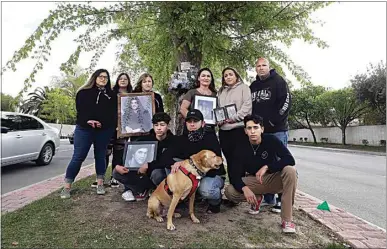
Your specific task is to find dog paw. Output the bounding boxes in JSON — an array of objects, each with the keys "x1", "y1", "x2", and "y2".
[
  {"x1": 191, "y1": 216, "x2": 200, "y2": 223},
  {"x1": 167, "y1": 223, "x2": 176, "y2": 231},
  {"x1": 155, "y1": 217, "x2": 164, "y2": 222},
  {"x1": 173, "y1": 213, "x2": 182, "y2": 218}
]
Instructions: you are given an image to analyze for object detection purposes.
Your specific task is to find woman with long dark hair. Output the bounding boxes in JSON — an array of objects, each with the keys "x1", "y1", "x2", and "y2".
[
  {"x1": 100, "y1": 73, "x2": 133, "y2": 188},
  {"x1": 180, "y1": 67, "x2": 217, "y2": 132},
  {"x1": 60, "y1": 69, "x2": 117, "y2": 198}
]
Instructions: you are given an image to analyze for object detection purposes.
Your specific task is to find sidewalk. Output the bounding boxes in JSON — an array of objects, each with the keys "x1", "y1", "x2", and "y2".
[
  {"x1": 1, "y1": 165, "x2": 386, "y2": 249},
  {"x1": 289, "y1": 144, "x2": 386, "y2": 156}
]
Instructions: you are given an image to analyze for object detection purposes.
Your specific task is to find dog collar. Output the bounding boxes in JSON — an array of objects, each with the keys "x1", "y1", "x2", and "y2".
[{"x1": 189, "y1": 158, "x2": 205, "y2": 177}]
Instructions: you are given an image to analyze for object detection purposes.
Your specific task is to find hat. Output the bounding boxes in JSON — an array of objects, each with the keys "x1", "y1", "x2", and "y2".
[{"x1": 186, "y1": 109, "x2": 204, "y2": 121}]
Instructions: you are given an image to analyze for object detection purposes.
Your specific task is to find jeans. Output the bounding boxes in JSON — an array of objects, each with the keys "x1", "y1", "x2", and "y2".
[
  {"x1": 150, "y1": 169, "x2": 167, "y2": 186},
  {"x1": 165, "y1": 168, "x2": 224, "y2": 206},
  {"x1": 65, "y1": 125, "x2": 114, "y2": 183},
  {"x1": 112, "y1": 169, "x2": 154, "y2": 194},
  {"x1": 264, "y1": 131, "x2": 289, "y2": 204}
]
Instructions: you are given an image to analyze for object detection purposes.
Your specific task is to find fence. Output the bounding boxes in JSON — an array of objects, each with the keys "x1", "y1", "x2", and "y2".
[{"x1": 289, "y1": 125, "x2": 386, "y2": 146}]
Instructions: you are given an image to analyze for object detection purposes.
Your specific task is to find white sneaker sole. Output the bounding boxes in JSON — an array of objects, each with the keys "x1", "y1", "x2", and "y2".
[{"x1": 282, "y1": 228, "x2": 296, "y2": 233}]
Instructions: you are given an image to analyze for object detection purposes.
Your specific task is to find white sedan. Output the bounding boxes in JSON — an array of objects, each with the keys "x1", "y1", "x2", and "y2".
[{"x1": 1, "y1": 112, "x2": 60, "y2": 167}]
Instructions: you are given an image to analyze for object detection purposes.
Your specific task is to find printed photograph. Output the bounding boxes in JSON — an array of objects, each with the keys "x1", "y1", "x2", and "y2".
[
  {"x1": 214, "y1": 107, "x2": 227, "y2": 122},
  {"x1": 225, "y1": 104, "x2": 237, "y2": 118},
  {"x1": 193, "y1": 95, "x2": 217, "y2": 125},
  {"x1": 118, "y1": 93, "x2": 154, "y2": 137},
  {"x1": 123, "y1": 141, "x2": 158, "y2": 170}
]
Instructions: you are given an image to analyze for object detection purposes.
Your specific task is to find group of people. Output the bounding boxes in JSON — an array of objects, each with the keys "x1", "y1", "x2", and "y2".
[{"x1": 60, "y1": 57, "x2": 298, "y2": 234}]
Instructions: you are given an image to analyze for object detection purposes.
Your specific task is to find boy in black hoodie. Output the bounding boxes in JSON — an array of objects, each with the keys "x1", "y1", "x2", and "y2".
[
  {"x1": 250, "y1": 57, "x2": 292, "y2": 211},
  {"x1": 224, "y1": 114, "x2": 297, "y2": 233},
  {"x1": 113, "y1": 112, "x2": 175, "y2": 202}
]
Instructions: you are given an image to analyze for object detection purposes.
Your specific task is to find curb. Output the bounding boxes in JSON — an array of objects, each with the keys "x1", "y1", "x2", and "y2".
[
  {"x1": 288, "y1": 144, "x2": 386, "y2": 156},
  {"x1": 1, "y1": 164, "x2": 95, "y2": 214},
  {"x1": 296, "y1": 190, "x2": 386, "y2": 249}
]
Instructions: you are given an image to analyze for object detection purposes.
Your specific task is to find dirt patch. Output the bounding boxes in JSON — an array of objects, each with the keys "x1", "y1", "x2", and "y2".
[{"x1": 68, "y1": 185, "x2": 343, "y2": 248}]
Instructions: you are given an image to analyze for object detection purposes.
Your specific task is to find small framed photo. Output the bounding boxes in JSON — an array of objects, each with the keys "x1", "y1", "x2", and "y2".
[
  {"x1": 224, "y1": 104, "x2": 237, "y2": 118},
  {"x1": 118, "y1": 93, "x2": 155, "y2": 138},
  {"x1": 193, "y1": 95, "x2": 217, "y2": 125},
  {"x1": 123, "y1": 141, "x2": 158, "y2": 171},
  {"x1": 214, "y1": 107, "x2": 227, "y2": 122}
]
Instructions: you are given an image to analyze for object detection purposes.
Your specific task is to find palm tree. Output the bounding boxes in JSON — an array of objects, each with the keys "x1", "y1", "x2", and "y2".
[
  {"x1": 50, "y1": 66, "x2": 88, "y2": 99},
  {"x1": 20, "y1": 86, "x2": 51, "y2": 115}
]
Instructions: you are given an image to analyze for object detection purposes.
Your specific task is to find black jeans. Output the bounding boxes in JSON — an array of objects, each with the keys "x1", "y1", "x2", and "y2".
[
  {"x1": 112, "y1": 169, "x2": 155, "y2": 194},
  {"x1": 106, "y1": 137, "x2": 127, "y2": 174}
]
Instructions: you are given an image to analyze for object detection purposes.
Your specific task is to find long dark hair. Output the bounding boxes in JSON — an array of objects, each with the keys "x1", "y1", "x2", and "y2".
[
  {"x1": 133, "y1": 73, "x2": 154, "y2": 93},
  {"x1": 78, "y1": 69, "x2": 112, "y2": 94},
  {"x1": 195, "y1": 68, "x2": 216, "y2": 93},
  {"x1": 219, "y1": 67, "x2": 243, "y2": 93},
  {"x1": 113, "y1": 73, "x2": 132, "y2": 93}
]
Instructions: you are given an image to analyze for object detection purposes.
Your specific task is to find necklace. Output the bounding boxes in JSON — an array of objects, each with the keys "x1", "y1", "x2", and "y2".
[{"x1": 250, "y1": 143, "x2": 260, "y2": 156}]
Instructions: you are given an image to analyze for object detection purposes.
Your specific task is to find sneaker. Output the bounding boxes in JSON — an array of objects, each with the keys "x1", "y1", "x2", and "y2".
[
  {"x1": 261, "y1": 198, "x2": 276, "y2": 207},
  {"x1": 135, "y1": 189, "x2": 149, "y2": 201},
  {"x1": 96, "y1": 185, "x2": 106, "y2": 195},
  {"x1": 282, "y1": 221, "x2": 296, "y2": 233},
  {"x1": 104, "y1": 179, "x2": 111, "y2": 187},
  {"x1": 249, "y1": 195, "x2": 263, "y2": 215},
  {"x1": 110, "y1": 178, "x2": 119, "y2": 188},
  {"x1": 60, "y1": 188, "x2": 71, "y2": 199},
  {"x1": 206, "y1": 203, "x2": 221, "y2": 214},
  {"x1": 122, "y1": 190, "x2": 135, "y2": 202},
  {"x1": 271, "y1": 202, "x2": 281, "y2": 213},
  {"x1": 91, "y1": 181, "x2": 98, "y2": 188}
]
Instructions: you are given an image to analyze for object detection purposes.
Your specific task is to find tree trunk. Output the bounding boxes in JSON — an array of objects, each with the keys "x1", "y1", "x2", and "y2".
[
  {"x1": 305, "y1": 114, "x2": 317, "y2": 144},
  {"x1": 341, "y1": 126, "x2": 347, "y2": 145}
]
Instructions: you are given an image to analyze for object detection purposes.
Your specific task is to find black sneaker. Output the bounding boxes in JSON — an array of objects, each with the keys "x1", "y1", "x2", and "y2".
[
  {"x1": 91, "y1": 181, "x2": 98, "y2": 188},
  {"x1": 206, "y1": 203, "x2": 221, "y2": 214},
  {"x1": 110, "y1": 178, "x2": 119, "y2": 188},
  {"x1": 271, "y1": 202, "x2": 281, "y2": 213}
]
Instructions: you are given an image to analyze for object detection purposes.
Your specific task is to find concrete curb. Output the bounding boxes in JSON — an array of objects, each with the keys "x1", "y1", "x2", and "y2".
[
  {"x1": 289, "y1": 144, "x2": 386, "y2": 156},
  {"x1": 296, "y1": 190, "x2": 386, "y2": 248}
]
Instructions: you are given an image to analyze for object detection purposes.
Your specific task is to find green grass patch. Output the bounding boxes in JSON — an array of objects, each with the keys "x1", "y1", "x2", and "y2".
[{"x1": 289, "y1": 141, "x2": 386, "y2": 153}]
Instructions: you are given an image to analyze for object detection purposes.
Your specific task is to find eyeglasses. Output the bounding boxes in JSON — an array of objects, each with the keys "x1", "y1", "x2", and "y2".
[
  {"x1": 98, "y1": 75, "x2": 108, "y2": 80},
  {"x1": 119, "y1": 78, "x2": 128, "y2": 81}
]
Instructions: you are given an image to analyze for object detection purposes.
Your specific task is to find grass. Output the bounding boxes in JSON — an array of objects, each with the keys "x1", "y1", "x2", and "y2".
[
  {"x1": 289, "y1": 141, "x2": 386, "y2": 153},
  {"x1": 2, "y1": 167, "x2": 347, "y2": 249}
]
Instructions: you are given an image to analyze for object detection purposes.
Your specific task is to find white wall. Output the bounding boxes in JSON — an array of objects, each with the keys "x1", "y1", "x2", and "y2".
[
  {"x1": 47, "y1": 123, "x2": 75, "y2": 136},
  {"x1": 289, "y1": 125, "x2": 386, "y2": 146}
]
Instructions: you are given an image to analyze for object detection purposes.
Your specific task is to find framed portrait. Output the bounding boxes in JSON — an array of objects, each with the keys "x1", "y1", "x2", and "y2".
[
  {"x1": 123, "y1": 141, "x2": 158, "y2": 171},
  {"x1": 118, "y1": 93, "x2": 155, "y2": 138},
  {"x1": 214, "y1": 107, "x2": 227, "y2": 122},
  {"x1": 193, "y1": 95, "x2": 217, "y2": 125},
  {"x1": 224, "y1": 104, "x2": 237, "y2": 118}
]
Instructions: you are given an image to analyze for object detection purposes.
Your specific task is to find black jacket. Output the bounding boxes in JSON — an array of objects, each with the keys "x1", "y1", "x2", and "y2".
[
  {"x1": 149, "y1": 131, "x2": 226, "y2": 177},
  {"x1": 250, "y1": 69, "x2": 291, "y2": 133},
  {"x1": 75, "y1": 87, "x2": 117, "y2": 129},
  {"x1": 154, "y1": 92, "x2": 164, "y2": 113},
  {"x1": 229, "y1": 133, "x2": 295, "y2": 193}
]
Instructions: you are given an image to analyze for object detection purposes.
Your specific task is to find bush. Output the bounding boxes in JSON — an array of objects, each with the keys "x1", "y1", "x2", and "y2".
[
  {"x1": 320, "y1": 137, "x2": 328, "y2": 143},
  {"x1": 293, "y1": 138, "x2": 296, "y2": 142},
  {"x1": 304, "y1": 137, "x2": 308, "y2": 142},
  {"x1": 362, "y1": 139, "x2": 369, "y2": 146},
  {"x1": 380, "y1": 140, "x2": 386, "y2": 146},
  {"x1": 299, "y1": 137, "x2": 303, "y2": 142}
]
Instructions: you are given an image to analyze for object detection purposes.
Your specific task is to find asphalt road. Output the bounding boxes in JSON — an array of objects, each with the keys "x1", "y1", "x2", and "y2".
[
  {"x1": 1, "y1": 140, "x2": 95, "y2": 194},
  {"x1": 289, "y1": 146, "x2": 386, "y2": 229}
]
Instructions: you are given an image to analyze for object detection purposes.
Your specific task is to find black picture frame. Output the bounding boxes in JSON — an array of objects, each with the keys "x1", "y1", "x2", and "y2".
[
  {"x1": 224, "y1": 104, "x2": 237, "y2": 119},
  {"x1": 214, "y1": 107, "x2": 227, "y2": 122},
  {"x1": 123, "y1": 141, "x2": 158, "y2": 171},
  {"x1": 192, "y1": 95, "x2": 217, "y2": 125}
]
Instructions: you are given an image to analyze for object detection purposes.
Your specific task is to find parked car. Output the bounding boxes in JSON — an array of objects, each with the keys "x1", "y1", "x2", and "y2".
[
  {"x1": 68, "y1": 131, "x2": 74, "y2": 144},
  {"x1": 1, "y1": 112, "x2": 60, "y2": 167}
]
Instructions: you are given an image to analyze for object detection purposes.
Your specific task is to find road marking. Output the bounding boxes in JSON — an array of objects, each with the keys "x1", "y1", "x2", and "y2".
[{"x1": 1, "y1": 163, "x2": 95, "y2": 198}]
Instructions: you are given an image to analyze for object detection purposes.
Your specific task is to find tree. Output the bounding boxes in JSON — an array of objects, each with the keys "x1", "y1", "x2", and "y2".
[
  {"x1": 2, "y1": 2, "x2": 330, "y2": 132},
  {"x1": 320, "y1": 88, "x2": 369, "y2": 145},
  {"x1": 19, "y1": 86, "x2": 52, "y2": 116},
  {"x1": 290, "y1": 83, "x2": 329, "y2": 143},
  {"x1": 40, "y1": 89, "x2": 76, "y2": 133},
  {"x1": 1, "y1": 93, "x2": 18, "y2": 112},
  {"x1": 50, "y1": 66, "x2": 88, "y2": 100},
  {"x1": 351, "y1": 61, "x2": 386, "y2": 124}
]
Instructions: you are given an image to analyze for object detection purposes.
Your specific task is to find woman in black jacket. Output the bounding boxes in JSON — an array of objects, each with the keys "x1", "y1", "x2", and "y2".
[
  {"x1": 133, "y1": 73, "x2": 164, "y2": 113},
  {"x1": 60, "y1": 69, "x2": 117, "y2": 198}
]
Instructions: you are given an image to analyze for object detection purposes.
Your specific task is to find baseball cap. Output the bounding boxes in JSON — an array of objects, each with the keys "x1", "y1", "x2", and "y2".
[{"x1": 186, "y1": 109, "x2": 204, "y2": 122}]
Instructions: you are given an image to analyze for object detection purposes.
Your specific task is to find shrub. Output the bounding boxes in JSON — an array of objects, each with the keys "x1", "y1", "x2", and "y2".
[
  {"x1": 293, "y1": 138, "x2": 296, "y2": 142},
  {"x1": 320, "y1": 137, "x2": 328, "y2": 143},
  {"x1": 299, "y1": 137, "x2": 303, "y2": 142},
  {"x1": 304, "y1": 137, "x2": 308, "y2": 142},
  {"x1": 380, "y1": 140, "x2": 386, "y2": 146},
  {"x1": 362, "y1": 139, "x2": 369, "y2": 146}
]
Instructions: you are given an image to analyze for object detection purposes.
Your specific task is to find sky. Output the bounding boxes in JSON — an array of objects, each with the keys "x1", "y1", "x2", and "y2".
[{"x1": 1, "y1": 1, "x2": 386, "y2": 98}]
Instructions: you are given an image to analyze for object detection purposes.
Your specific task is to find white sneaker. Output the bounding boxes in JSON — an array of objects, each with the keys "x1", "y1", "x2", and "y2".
[{"x1": 122, "y1": 190, "x2": 135, "y2": 202}]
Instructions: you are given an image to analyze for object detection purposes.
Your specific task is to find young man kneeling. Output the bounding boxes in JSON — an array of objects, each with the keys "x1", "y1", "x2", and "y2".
[{"x1": 224, "y1": 114, "x2": 297, "y2": 233}]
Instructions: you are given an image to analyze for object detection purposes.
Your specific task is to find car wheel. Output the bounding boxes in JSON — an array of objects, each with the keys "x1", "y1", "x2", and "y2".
[{"x1": 36, "y1": 143, "x2": 54, "y2": 166}]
